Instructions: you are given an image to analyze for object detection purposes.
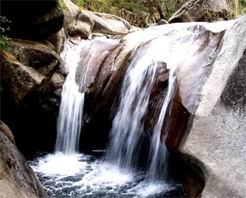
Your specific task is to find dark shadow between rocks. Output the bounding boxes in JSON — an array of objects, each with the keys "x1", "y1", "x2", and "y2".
[{"x1": 168, "y1": 147, "x2": 206, "y2": 198}]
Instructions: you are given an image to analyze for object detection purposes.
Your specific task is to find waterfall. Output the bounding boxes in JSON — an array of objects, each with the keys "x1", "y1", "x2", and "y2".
[
  {"x1": 30, "y1": 21, "x2": 229, "y2": 197},
  {"x1": 106, "y1": 26, "x2": 218, "y2": 179},
  {"x1": 55, "y1": 37, "x2": 119, "y2": 154},
  {"x1": 105, "y1": 37, "x2": 171, "y2": 169},
  {"x1": 147, "y1": 69, "x2": 177, "y2": 181},
  {"x1": 55, "y1": 40, "x2": 85, "y2": 154}
]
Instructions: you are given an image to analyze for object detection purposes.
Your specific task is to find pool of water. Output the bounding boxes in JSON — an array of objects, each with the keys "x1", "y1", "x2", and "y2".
[{"x1": 30, "y1": 153, "x2": 184, "y2": 198}]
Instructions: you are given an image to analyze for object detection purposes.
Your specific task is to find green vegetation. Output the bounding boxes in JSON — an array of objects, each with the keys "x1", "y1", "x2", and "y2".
[
  {"x1": 71, "y1": 0, "x2": 186, "y2": 18},
  {"x1": 72, "y1": 0, "x2": 90, "y2": 7},
  {"x1": 59, "y1": 0, "x2": 68, "y2": 10},
  {"x1": 71, "y1": 0, "x2": 246, "y2": 17},
  {"x1": 226, "y1": 0, "x2": 246, "y2": 17},
  {"x1": 0, "y1": 16, "x2": 10, "y2": 50},
  {"x1": 71, "y1": 0, "x2": 246, "y2": 24},
  {"x1": 231, "y1": 0, "x2": 246, "y2": 16}
]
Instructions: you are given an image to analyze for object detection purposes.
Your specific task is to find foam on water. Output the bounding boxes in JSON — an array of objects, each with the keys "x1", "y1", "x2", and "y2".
[
  {"x1": 31, "y1": 153, "x2": 181, "y2": 197},
  {"x1": 31, "y1": 153, "x2": 87, "y2": 176}
]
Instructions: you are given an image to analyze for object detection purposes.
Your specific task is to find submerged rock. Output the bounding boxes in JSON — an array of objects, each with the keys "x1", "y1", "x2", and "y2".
[{"x1": 0, "y1": 121, "x2": 47, "y2": 198}]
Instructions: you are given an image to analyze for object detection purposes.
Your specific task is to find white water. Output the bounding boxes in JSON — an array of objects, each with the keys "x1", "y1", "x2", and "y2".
[
  {"x1": 105, "y1": 42, "x2": 163, "y2": 168},
  {"x1": 30, "y1": 22, "x2": 228, "y2": 197},
  {"x1": 31, "y1": 153, "x2": 181, "y2": 197},
  {"x1": 147, "y1": 69, "x2": 176, "y2": 181},
  {"x1": 55, "y1": 37, "x2": 119, "y2": 154},
  {"x1": 55, "y1": 40, "x2": 85, "y2": 154},
  {"x1": 31, "y1": 36, "x2": 183, "y2": 197},
  {"x1": 106, "y1": 25, "x2": 221, "y2": 181}
]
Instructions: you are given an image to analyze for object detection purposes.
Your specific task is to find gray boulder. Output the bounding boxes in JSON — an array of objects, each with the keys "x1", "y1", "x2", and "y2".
[{"x1": 179, "y1": 16, "x2": 246, "y2": 197}]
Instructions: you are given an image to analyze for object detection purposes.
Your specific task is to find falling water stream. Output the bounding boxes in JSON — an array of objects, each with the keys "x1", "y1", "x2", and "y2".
[
  {"x1": 29, "y1": 22, "x2": 228, "y2": 197},
  {"x1": 55, "y1": 40, "x2": 85, "y2": 154},
  {"x1": 30, "y1": 37, "x2": 184, "y2": 197}
]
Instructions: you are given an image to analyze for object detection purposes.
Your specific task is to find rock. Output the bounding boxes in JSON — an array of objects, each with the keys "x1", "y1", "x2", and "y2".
[
  {"x1": 70, "y1": 11, "x2": 135, "y2": 38},
  {"x1": 0, "y1": 51, "x2": 45, "y2": 104},
  {"x1": 62, "y1": 0, "x2": 136, "y2": 38},
  {"x1": 169, "y1": 0, "x2": 232, "y2": 23},
  {"x1": 75, "y1": 38, "x2": 120, "y2": 92},
  {"x1": 63, "y1": 0, "x2": 81, "y2": 36},
  {"x1": 0, "y1": 120, "x2": 15, "y2": 143},
  {"x1": 0, "y1": 39, "x2": 61, "y2": 104},
  {"x1": 157, "y1": 19, "x2": 168, "y2": 25},
  {"x1": 0, "y1": 38, "x2": 62, "y2": 156},
  {"x1": 7, "y1": 39, "x2": 61, "y2": 77},
  {"x1": 76, "y1": 19, "x2": 229, "y2": 151},
  {"x1": 0, "y1": 121, "x2": 47, "y2": 198},
  {"x1": 1, "y1": 0, "x2": 64, "y2": 40},
  {"x1": 178, "y1": 16, "x2": 246, "y2": 197},
  {"x1": 48, "y1": 28, "x2": 66, "y2": 53}
]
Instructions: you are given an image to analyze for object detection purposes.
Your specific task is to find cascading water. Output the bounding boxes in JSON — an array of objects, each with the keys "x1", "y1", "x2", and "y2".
[
  {"x1": 29, "y1": 21, "x2": 228, "y2": 197},
  {"x1": 105, "y1": 45, "x2": 163, "y2": 169},
  {"x1": 106, "y1": 25, "x2": 222, "y2": 182},
  {"x1": 30, "y1": 37, "x2": 181, "y2": 197},
  {"x1": 147, "y1": 69, "x2": 177, "y2": 181},
  {"x1": 55, "y1": 40, "x2": 85, "y2": 154}
]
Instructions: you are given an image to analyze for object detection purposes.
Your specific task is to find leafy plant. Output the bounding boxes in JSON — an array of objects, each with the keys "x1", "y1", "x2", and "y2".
[{"x1": 0, "y1": 16, "x2": 11, "y2": 50}]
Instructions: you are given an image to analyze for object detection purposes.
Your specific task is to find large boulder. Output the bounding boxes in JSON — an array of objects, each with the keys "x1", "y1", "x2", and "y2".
[
  {"x1": 0, "y1": 39, "x2": 61, "y2": 104},
  {"x1": 0, "y1": 121, "x2": 47, "y2": 198},
  {"x1": 70, "y1": 16, "x2": 246, "y2": 197},
  {"x1": 169, "y1": 0, "x2": 232, "y2": 23},
  {"x1": 176, "y1": 16, "x2": 246, "y2": 197},
  {"x1": 0, "y1": 39, "x2": 63, "y2": 156},
  {"x1": 1, "y1": 0, "x2": 64, "y2": 40}
]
